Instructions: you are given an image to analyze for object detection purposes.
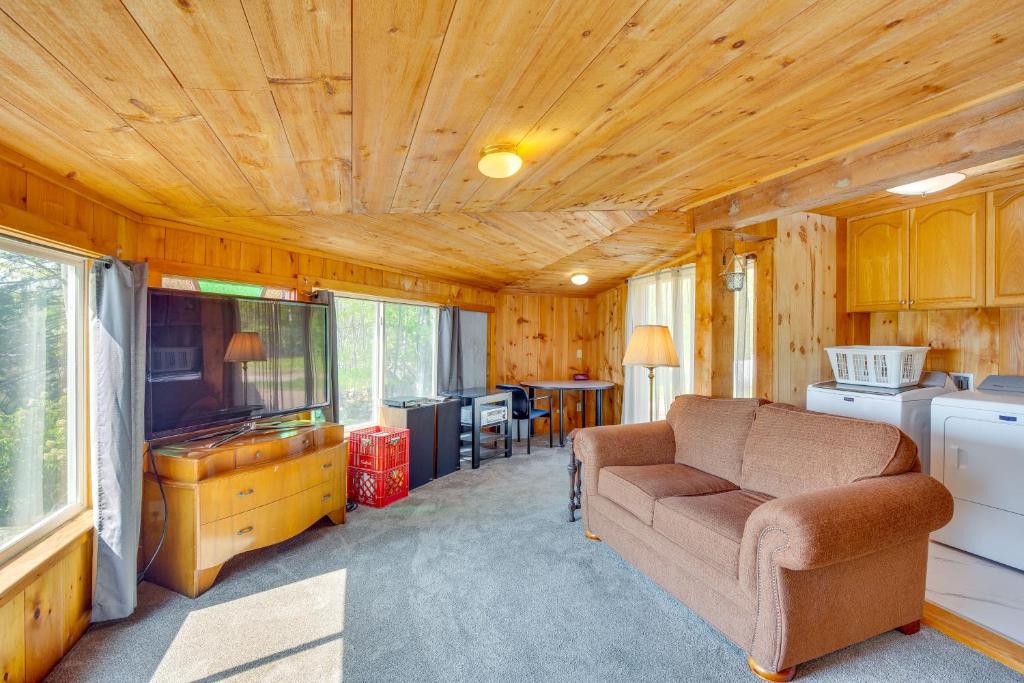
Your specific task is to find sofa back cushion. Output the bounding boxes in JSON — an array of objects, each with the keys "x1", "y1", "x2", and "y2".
[
  {"x1": 740, "y1": 404, "x2": 920, "y2": 498},
  {"x1": 665, "y1": 395, "x2": 766, "y2": 483}
]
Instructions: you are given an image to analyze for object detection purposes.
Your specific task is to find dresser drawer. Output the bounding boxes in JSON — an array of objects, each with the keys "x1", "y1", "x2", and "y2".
[
  {"x1": 234, "y1": 439, "x2": 287, "y2": 468},
  {"x1": 198, "y1": 480, "x2": 337, "y2": 569},
  {"x1": 198, "y1": 447, "x2": 340, "y2": 524}
]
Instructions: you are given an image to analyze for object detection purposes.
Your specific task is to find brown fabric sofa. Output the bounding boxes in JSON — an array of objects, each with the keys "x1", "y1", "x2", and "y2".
[{"x1": 574, "y1": 395, "x2": 953, "y2": 681}]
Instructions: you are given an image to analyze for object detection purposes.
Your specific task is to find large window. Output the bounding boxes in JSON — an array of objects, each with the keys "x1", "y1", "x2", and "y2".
[
  {"x1": 161, "y1": 275, "x2": 295, "y2": 301},
  {"x1": 733, "y1": 257, "x2": 757, "y2": 398},
  {"x1": 0, "y1": 238, "x2": 86, "y2": 562},
  {"x1": 622, "y1": 266, "x2": 695, "y2": 423},
  {"x1": 334, "y1": 297, "x2": 437, "y2": 427}
]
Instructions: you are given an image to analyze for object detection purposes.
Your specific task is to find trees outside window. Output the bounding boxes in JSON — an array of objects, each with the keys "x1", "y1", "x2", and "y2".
[
  {"x1": 0, "y1": 239, "x2": 85, "y2": 562},
  {"x1": 333, "y1": 296, "x2": 437, "y2": 428}
]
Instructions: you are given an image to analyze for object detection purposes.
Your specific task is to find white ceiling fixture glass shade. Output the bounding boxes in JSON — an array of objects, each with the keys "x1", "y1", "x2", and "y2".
[
  {"x1": 570, "y1": 273, "x2": 589, "y2": 286},
  {"x1": 478, "y1": 144, "x2": 522, "y2": 178},
  {"x1": 886, "y1": 172, "x2": 966, "y2": 196}
]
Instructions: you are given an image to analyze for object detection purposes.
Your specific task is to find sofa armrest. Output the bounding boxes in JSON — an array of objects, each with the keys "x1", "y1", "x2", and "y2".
[
  {"x1": 739, "y1": 473, "x2": 952, "y2": 593},
  {"x1": 574, "y1": 421, "x2": 675, "y2": 491}
]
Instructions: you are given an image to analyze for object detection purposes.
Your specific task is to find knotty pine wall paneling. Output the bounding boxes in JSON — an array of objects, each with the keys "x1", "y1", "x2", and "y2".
[{"x1": 773, "y1": 212, "x2": 839, "y2": 406}]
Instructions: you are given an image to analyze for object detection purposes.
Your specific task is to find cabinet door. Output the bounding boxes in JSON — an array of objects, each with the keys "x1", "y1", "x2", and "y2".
[
  {"x1": 847, "y1": 211, "x2": 907, "y2": 311},
  {"x1": 987, "y1": 184, "x2": 1024, "y2": 306},
  {"x1": 909, "y1": 195, "x2": 985, "y2": 309}
]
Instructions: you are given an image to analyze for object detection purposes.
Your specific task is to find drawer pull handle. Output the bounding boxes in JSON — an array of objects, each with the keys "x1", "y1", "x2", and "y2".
[
  {"x1": 321, "y1": 494, "x2": 332, "y2": 502},
  {"x1": 253, "y1": 450, "x2": 262, "y2": 460},
  {"x1": 238, "y1": 488, "x2": 255, "y2": 497},
  {"x1": 237, "y1": 526, "x2": 254, "y2": 535},
  {"x1": 322, "y1": 462, "x2": 333, "y2": 469}
]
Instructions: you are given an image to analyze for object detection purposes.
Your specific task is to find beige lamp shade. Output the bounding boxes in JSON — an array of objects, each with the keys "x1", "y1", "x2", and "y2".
[
  {"x1": 623, "y1": 325, "x2": 679, "y2": 368},
  {"x1": 224, "y1": 331, "x2": 267, "y2": 363}
]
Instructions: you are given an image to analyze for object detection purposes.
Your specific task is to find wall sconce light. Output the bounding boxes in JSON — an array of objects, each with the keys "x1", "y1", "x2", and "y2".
[{"x1": 721, "y1": 248, "x2": 746, "y2": 292}]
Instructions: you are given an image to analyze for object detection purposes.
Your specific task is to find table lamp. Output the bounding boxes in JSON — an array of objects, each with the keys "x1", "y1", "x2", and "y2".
[
  {"x1": 225, "y1": 331, "x2": 267, "y2": 406},
  {"x1": 622, "y1": 325, "x2": 680, "y2": 421}
]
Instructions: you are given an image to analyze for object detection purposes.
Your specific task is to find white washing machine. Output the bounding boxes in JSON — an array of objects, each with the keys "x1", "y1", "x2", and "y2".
[
  {"x1": 931, "y1": 376, "x2": 1024, "y2": 571},
  {"x1": 806, "y1": 371, "x2": 956, "y2": 474}
]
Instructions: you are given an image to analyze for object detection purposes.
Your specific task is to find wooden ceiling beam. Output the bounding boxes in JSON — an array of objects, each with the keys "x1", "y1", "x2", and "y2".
[{"x1": 691, "y1": 89, "x2": 1024, "y2": 231}]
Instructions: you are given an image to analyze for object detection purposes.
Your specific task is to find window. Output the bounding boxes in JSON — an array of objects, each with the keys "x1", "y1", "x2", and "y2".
[
  {"x1": 0, "y1": 238, "x2": 86, "y2": 563},
  {"x1": 733, "y1": 257, "x2": 757, "y2": 398},
  {"x1": 161, "y1": 275, "x2": 295, "y2": 301},
  {"x1": 622, "y1": 266, "x2": 695, "y2": 422},
  {"x1": 333, "y1": 296, "x2": 438, "y2": 428}
]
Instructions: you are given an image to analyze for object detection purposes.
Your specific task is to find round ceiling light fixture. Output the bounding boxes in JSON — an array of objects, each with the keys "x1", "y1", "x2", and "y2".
[
  {"x1": 570, "y1": 273, "x2": 589, "y2": 286},
  {"x1": 886, "y1": 172, "x2": 966, "y2": 196},
  {"x1": 478, "y1": 144, "x2": 522, "y2": 179}
]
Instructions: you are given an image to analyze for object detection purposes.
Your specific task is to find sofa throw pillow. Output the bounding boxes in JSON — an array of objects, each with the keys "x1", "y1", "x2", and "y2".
[
  {"x1": 740, "y1": 403, "x2": 920, "y2": 498},
  {"x1": 665, "y1": 395, "x2": 766, "y2": 483}
]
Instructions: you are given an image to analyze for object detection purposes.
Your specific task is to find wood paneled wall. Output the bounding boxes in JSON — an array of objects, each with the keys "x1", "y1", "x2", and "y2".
[
  {"x1": 491, "y1": 290, "x2": 625, "y2": 433},
  {"x1": 857, "y1": 308, "x2": 1024, "y2": 381},
  {"x1": 773, "y1": 212, "x2": 839, "y2": 406},
  {"x1": 0, "y1": 518, "x2": 92, "y2": 683}
]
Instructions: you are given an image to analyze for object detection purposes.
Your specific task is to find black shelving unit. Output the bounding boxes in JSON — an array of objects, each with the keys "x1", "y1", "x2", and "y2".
[{"x1": 442, "y1": 388, "x2": 512, "y2": 468}]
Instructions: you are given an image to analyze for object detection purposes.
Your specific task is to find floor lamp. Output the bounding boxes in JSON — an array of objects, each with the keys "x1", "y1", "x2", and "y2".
[
  {"x1": 623, "y1": 325, "x2": 680, "y2": 422},
  {"x1": 225, "y1": 331, "x2": 267, "y2": 407}
]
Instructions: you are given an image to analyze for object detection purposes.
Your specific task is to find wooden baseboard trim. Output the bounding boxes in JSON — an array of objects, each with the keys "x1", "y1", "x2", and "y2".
[{"x1": 923, "y1": 601, "x2": 1024, "y2": 674}]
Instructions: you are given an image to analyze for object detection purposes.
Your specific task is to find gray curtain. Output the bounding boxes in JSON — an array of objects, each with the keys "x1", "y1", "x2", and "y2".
[
  {"x1": 460, "y1": 310, "x2": 488, "y2": 389},
  {"x1": 90, "y1": 259, "x2": 147, "y2": 622},
  {"x1": 437, "y1": 306, "x2": 463, "y2": 393}
]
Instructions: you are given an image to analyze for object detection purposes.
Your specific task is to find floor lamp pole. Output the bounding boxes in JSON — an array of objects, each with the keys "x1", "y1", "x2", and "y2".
[
  {"x1": 647, "y1": 366, "x2": 656, "y2": 422},
  {"x1": 242, "y1": 360, "x2": 249, "y2": 405}
]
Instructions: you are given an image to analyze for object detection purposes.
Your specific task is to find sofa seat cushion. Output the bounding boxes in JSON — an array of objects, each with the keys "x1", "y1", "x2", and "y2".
[
  {"x1": 665, "y1": 395, "x2": 766, "y2": 482},
  {"x1": 598, "y1": 463, "x2": 738, "y2": 525},
  {"x1": 653, "y1": 490, "x2": 773, "y2": 575}
]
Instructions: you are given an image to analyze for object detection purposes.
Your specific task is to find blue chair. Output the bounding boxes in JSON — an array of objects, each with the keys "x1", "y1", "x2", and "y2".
[{"x1": 496, "y1": 384, "x2": 553, "y2": 454}]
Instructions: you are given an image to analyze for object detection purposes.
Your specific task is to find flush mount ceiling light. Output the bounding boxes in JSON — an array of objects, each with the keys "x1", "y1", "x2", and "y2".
[
  {"x1": 570, "y1": 273, "x2": 589, "y2": 286},
  {"x1": 478, "y1": 144, "x2": 522, "y2": 179},
  {"x1": 886, "y1": 172, "x2": 966, "y2": 196}
]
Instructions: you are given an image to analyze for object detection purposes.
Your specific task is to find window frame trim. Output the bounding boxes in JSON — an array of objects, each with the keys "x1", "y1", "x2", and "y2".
[{"x1": 0, "y1": 237, "x2": 89, "y2": 569}]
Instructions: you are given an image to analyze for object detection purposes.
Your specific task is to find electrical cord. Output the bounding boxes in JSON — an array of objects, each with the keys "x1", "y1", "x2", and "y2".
[{"x1": 137, "y1": 445, "x2": 168, "y2": 584}]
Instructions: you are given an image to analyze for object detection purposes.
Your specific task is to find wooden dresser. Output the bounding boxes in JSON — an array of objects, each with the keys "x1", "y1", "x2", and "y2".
[{"x1": 140, "y1": 422, "x2": 347, "y2": 597}]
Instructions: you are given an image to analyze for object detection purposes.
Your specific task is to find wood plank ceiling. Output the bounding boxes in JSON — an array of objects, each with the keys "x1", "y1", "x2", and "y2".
[{"x1": 0, "y1": 0, "x2": 1021, "y2": 293}]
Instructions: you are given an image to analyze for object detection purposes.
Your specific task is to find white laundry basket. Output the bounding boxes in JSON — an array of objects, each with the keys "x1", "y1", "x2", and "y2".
[{"x1": 825, "y1": 346, "x2": 928, "y2": 388}]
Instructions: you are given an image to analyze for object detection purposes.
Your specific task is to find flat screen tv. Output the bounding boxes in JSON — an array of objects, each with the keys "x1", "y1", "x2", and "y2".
[{"x1": 145, "y1": 289, "x2": 331, "y2": 440}]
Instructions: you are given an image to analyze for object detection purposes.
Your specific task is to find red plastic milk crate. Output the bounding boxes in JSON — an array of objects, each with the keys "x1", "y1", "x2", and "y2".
[
  {"x1": 346, "y1": 425, "x2": 410, "y2": 508},
  {"x1": 348, "y1": 425, "x2": 409, "y2": 471},
  {"x1": 347, "y1": 463, "x2": 410, "y2": 508}
]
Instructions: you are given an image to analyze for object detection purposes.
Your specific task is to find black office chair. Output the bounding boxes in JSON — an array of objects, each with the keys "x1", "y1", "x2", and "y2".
[{"x1": 496, "y1": 384, "x2": 553, "y2": 454}]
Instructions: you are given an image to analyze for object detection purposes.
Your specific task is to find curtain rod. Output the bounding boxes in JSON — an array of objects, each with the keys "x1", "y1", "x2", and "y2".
[
  {"x1": 625, "y1": 263, "x2": 694, "y2": 283},
  {"x1": 0, "y1": 231, "x2": 113, "y2": 266},
  {"x1": 626, "y1": 252, "x2": 756, "y2": 284}
]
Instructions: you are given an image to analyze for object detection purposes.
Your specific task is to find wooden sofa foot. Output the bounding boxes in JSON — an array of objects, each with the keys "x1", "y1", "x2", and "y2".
[
  {"x1": 897, "y1": 619, "x2": 921, "y2": 635},
  {"x1": 584, "y1": 529, "x2": 601, "y2": 541},
  {"x1": 747, "y1": 656, "x2": 796, "y2": 681}
]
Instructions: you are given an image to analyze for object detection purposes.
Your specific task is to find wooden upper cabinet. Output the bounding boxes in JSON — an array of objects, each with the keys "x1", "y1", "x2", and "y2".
[
  {"x1": 908, "y1": 195, "x2": 986, "y2": 309},
  {"x1": 987, "y1": 184, "x2": 1024, "y2": 306},
  {"x1": 847, "y1": 211, "x2": 907, "y2": 312}
]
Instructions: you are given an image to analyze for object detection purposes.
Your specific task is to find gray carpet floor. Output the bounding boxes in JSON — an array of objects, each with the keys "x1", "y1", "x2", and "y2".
[{"x1": 48, "y1": 443, "x2": 1021, "y2": 682}]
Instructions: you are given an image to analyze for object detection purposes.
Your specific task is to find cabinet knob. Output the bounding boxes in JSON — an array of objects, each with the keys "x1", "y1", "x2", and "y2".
[
  {"x1": 909, "y1": 300, "x2": 915, "y2": 305},
  {"x1": 322, "y1": 462, "x2": 333, "y2": 469},
  {"x1": 899, "y1": 300, "x2": 906, "y2": 305},
  {"x1": 237, "y1": 526, "x2": 254, "y2": 535},
  {"x1": 253, "y1": 450, "x2": 262, "y2": 459},
  {"x1": 238, "y1": 488, "x2": 254, "y2": 497}
]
